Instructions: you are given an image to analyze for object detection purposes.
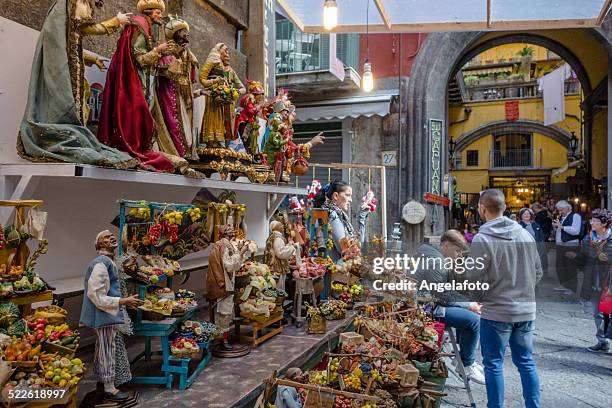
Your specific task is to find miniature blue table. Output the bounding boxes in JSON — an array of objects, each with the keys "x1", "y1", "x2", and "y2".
[{"x1": 130, "y1": 276, "x2": 211, "y2": 390}]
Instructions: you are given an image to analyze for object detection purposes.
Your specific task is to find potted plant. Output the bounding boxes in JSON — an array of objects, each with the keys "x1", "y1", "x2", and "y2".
[{"x1": 517, "y1": 46, "x2": 534, "y2": 81}]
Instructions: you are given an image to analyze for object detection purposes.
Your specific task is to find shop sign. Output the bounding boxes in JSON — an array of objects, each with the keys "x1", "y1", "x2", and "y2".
[
  {"x1": 429, "y1": 119, "x2": 443, "y2": 195},
  {"x1": 423, "y1": 192, "x2": 450, "y2": 206}
]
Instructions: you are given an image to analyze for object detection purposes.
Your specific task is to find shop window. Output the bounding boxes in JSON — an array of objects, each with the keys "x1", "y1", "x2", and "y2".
[{"x1": 466, "y1": 150, "x2": 479, "y2": 167}]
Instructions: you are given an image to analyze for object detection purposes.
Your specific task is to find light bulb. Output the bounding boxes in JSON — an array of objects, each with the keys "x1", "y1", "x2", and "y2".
[
  {"x1": 574, "y1": 198, "x2": 579, "y2": 204},
  {"x1": 323, "y1": 0, "x2": 338, "y2": 30},
  {"x1": 362, "y1": 62, "x2": 374, "y2": 92}
]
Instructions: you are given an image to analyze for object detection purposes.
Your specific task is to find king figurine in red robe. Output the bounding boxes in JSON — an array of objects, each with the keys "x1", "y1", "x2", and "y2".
[{"x1": 97, "y1": 0, "x2": 175, "y2": 172}]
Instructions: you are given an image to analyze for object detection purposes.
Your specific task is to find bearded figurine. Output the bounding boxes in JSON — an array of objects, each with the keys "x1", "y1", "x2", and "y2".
[
  {"x1": 198, "y1": 43, "x2": 246, "y2": 148},
  {"x1": 97, "y1": 0, "x2": 187, "y2": 173},
  {"x1": 206, "y1": 226, "x2": 250, "y2": 352},
  {"x1": 18, "y1": 0, "x2": 135, "y2": 169},
  {"x1": 264, "y1": 221, "x2": 297, "y2": 292},
  {"x1": 153, "y1": 16, "x2": 199, "y2": 160},
  {"x1": 79, "y1": 231, "x2": 142, "y2": 402},
  {"x1": 234, "y1": 80, "x2": 265, "y2": 156}
]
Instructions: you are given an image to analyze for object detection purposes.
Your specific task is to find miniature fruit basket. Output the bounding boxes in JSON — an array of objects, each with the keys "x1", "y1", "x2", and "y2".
[{"x1": 171, "y1": 337, "x2": 201, "y2": 359}]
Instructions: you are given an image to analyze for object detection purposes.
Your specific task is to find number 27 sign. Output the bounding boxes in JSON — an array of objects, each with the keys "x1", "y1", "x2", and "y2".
[{"x1": 381, "y1": 150, "x2": 397, "y2": 167}]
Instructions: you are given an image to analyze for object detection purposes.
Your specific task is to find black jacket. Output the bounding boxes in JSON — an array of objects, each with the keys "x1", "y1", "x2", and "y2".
[
  {"x1": 534, "y1": 211, "x2": 552, "y2": 238},
  {"x1": 575, "y1": 232, "x2": 612, "y2": 300},
  {"x1": 519, "y1": 221, "x2": 546, "y2": 243}
]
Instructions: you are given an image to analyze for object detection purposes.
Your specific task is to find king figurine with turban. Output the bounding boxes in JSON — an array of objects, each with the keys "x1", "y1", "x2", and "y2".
[{"x1": 153, "y1": 16, "x2": 200, "y2": 161}]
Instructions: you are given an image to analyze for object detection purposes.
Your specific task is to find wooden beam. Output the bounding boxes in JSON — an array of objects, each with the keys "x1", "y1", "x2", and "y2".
[
  {"x1": 276, "y1": 0, "x2": 306, "y2": 32},
  {"x1": 487, "y1": 0, "x2": 492, "y2": 28},
  {"x1": 302, "y1": 18, "x2": 600, "y2": 33},
  {"x1": 267, "y1": 193, "x2": 286, "y2": 219},
  {"x1": 269, "y1": 378, "x2": 383, "y2": 402},
  {"x1": 373, "y1": 0, "x2": 392, "y2": 30},
  {"x1": 597, "y1": 0, "x2": 612, "y2": 25},
  {"x1": 489, "y1": 18, "x2": 599, "y2": 31}
]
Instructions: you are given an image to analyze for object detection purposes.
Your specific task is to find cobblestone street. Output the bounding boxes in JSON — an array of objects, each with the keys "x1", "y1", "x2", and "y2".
[{"x1": 441, "y1": 278, "x2": 612, "y2": 408}]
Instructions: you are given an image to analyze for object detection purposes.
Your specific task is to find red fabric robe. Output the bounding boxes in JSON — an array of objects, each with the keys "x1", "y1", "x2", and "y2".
[{"x1": 97, "y1": 17, "x2": 173, "y2": 172}]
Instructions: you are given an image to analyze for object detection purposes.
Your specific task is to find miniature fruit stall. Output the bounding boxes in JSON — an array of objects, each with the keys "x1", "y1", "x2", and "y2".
[
  {"x1": 235, "y1": 261, "x2": 286, "y2": 347},
  {"x1": 260, "y1": 300, "x2": 448, "y2": 408},
  {"x1": 117, "y1": 199, "x2": 215, "y2": 390},
  {"x1": 0, "y1": 200, "x2": 84, "y2": 407},
  {"x1": 0, "y1": 200, "x2": 52, "y2": 314}
]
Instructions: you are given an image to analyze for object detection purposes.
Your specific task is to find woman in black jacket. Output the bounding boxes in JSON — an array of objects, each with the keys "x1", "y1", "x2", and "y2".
[{"x1": 519, "y1": 208, "x2": 545, "y2": 242}]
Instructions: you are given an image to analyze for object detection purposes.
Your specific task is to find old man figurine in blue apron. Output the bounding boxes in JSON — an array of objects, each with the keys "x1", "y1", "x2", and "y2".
[{"x1": 80, "y1": 230, "x2": 143, "y2": 401}]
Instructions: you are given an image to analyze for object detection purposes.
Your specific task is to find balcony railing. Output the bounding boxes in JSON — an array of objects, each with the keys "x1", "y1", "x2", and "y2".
[
  {"x1": 275, "y1": 18, "x2": 359, "y2": 74},
  {"x1": 464, "y1": 78, "x2": 580, "y2": 102},
  {"x1": 491, "y1": 149, "x2": 533, "y2": 168}
]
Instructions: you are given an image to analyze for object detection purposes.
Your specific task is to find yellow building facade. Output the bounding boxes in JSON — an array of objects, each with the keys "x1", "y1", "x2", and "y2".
[{"x1": 449, "y1": 42, "x2": 606, "y2": 211}]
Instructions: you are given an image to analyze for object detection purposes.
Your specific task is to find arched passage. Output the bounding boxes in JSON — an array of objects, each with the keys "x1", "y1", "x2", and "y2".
[{"x1": 404, "y1": 23, "x2": 612, "y2": 238}]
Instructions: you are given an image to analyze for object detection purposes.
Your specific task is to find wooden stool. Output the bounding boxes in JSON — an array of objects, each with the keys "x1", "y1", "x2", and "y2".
[{"x1": 291, "y1": 277, "x2": 317, "y2": 327}]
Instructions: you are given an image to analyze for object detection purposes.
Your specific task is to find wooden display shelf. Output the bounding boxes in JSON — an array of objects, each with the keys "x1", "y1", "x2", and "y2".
[
  {"x1": 1, "y1": 290, "x2": 53, "y2": 314},
  {"x1": 237, "y1": 311, "x2": 284, "y2": 347}
]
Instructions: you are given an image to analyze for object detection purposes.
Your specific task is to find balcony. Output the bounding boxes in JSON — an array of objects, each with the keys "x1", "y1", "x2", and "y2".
[
  {"x1": 491, "y1": 149, "x2": 533, "y2": 168},
  {"x1": 464, "y1": 78, "x2": 580, "y2": 102},
  {"x1": 275, "y1": 17, "x2": 361, "y2": 96}
]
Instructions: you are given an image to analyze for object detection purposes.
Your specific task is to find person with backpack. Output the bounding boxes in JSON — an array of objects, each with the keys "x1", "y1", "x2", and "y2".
[{"x1": 553, "y1": 200, "x2": 582, "y2": 295}]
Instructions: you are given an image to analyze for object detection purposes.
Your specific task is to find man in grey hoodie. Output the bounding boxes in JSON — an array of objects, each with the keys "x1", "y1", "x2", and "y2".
[{"x1": 465, "y1": 189, "x2": 542, "y2": 408}]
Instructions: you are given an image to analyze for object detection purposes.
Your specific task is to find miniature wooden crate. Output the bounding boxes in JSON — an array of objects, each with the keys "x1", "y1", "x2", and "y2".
[
  {"x1": 303, "y1": 389, "x2": 334, "y2": 408},
  {"x1": 397, "y1": 363, "x2": 420, "y2": 388},
  {"x1": 331, "y1": 272, "x2": 359, "y2": 286},
  {"x1": 307, "y1": 317, "x2": 326, "y2": 334},
  {"x1": 339, "y1": 332, "x2": 364, "y2": 348},
  {"x1": 237, "y1": 311, "x2": 283, "y2": 347}
]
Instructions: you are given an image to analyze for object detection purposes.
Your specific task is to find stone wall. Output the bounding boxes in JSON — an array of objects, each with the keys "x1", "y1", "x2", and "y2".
[{"x1": 0, "y1": 0, "x2": 248, "y2": 79}]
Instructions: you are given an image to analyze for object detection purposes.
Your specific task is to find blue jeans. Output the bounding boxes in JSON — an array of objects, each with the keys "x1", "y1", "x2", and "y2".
[
  {"x1": 440, "y1": 306, "x2": 480, "y2": 367},
  {"x1": 480, "y1": 319, "x2": 540, "y2": 408}
]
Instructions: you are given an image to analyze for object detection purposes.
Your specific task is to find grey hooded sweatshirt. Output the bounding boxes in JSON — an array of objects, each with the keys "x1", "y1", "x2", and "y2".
[{"x1": 466, "y1": 216, "x2": 543, "y2": 323}]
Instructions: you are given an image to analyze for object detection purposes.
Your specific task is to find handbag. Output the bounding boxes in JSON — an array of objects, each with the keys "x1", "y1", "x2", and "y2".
[{"x1": 598, "y1": 270, "x2": 612, "y2": 315}]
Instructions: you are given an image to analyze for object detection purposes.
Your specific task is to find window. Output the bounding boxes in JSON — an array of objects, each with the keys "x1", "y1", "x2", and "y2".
[
  {"x1": 493, "y1": 133, "x2": 532, "y2": 167},
  {"x1": 466, "y1": 150, "x2": 479, "y2": 167},
  {"x1": 291, "y1": 121, "x2": 344, "y2": 188}
]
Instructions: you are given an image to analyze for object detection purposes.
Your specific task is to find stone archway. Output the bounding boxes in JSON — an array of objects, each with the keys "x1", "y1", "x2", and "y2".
[{"x1": 404, "y1": 23, "x2": 612, "y2": 239}]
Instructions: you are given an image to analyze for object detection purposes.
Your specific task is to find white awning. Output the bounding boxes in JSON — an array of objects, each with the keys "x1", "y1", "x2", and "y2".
[
  {"x1": 295, "y1": 94, "x2": 394, "y2": 122},
  {"x1": 278, "y1": 0, "x2": 611, "y2": 33}
]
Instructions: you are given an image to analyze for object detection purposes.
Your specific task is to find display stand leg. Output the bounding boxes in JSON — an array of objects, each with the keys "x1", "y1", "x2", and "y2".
[
  {"x1": 296, "y1": 291, "x2": 303, "y2": 327},
  {"x1": 145, "y1": 338, "x2": 152, "y2": 361}
]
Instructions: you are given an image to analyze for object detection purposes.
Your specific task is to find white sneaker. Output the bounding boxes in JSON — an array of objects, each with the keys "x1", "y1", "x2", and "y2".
[
  {"x1": 462, "y1": 364, "x2": 486, "y2": 385},
  {"x1": 472, "y1": 362, "x2": 485, "y2": 376}
]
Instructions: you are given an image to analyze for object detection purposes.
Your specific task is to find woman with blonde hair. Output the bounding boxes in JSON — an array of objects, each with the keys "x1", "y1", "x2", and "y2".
[{"x1": 199, "y1": 43, "x2": 246, "y2": 147}]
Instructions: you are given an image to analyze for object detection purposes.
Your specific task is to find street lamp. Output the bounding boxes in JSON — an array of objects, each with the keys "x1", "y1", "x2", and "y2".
[
  {"x1": 448, "y1": 136, "x2": 456, "y2": 169},
  {"x1": 323, "y1": 0, "x2": 338, "y2": 30},
  {"x1": 362, "y1": 62, "x2": 374, "y2": 92},
  {"x1": 569, "y1": 131, "x2": 578, "y2": 157}
]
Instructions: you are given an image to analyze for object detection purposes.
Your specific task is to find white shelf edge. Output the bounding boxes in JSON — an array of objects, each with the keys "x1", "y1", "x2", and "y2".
[{"x1": 0, "y1": 163, "x2": 308, "y2": 195}]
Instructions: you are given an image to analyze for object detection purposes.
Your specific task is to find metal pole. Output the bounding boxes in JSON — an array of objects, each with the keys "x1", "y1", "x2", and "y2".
[{"x1": 381, "y1": 166, "x2": 387, "y2": 239}]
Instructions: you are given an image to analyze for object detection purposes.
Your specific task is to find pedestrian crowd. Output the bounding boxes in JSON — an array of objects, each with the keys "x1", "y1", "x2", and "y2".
[{"x1": 416, "y1": 189, "x2": 611, "y2": 408}]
